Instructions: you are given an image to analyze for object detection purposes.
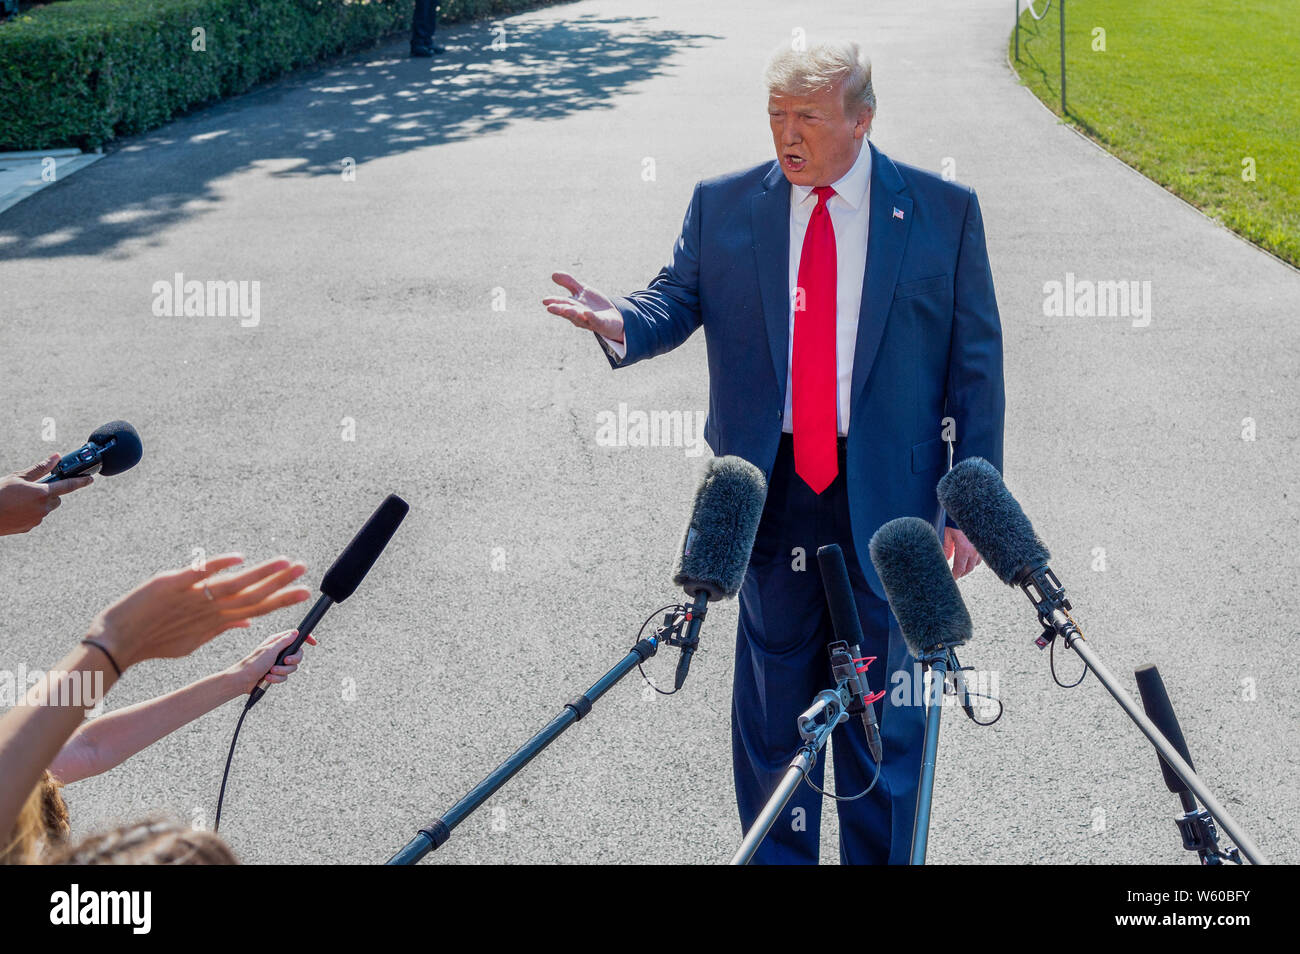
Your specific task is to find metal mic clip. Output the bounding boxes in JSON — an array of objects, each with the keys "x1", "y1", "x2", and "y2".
[
  {"x1": 828, "y1": 641, "x2": 883, "y2": 763},
  {"x1": 1018, "y1": 564, "x2": 1077, "y2": 649},
  {"x1": 669, "y1": 591, "x2": 709, "y2": 690},
  {"x1": 828, "y1": 641, "x2": 865, "y2": 713},
  {"x1": 1175, "y1": 808, "x2": 1242, "y2": 865}
]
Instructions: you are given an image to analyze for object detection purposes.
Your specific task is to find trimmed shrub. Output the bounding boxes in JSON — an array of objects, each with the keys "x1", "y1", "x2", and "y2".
[{"x1": 0, "y1": 0, "x2": 563, "y2": 150}]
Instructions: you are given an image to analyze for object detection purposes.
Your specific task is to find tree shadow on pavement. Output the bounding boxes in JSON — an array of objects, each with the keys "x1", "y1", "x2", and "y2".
[{"x1": 0, "y1": 13, "x2": 719, "y2": 261}]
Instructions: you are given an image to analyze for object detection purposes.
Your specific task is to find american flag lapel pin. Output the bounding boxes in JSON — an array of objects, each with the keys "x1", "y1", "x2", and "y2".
[{"x1": 893, "y1": 207, "x2": 905, "y2": 221}]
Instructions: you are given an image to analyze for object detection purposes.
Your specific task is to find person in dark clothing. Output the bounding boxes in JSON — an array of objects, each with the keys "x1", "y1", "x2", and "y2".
[{"x1": 410, "y1": 0, "x2": 445, "y2": 57}]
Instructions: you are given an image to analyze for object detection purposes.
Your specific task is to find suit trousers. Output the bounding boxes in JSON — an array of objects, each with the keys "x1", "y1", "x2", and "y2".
[{"x1": 732, "y1": 434, "x2": 926, "y2": 864}]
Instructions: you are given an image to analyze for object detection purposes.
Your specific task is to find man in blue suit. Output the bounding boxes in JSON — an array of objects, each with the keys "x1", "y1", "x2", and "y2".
[{"x1": 544, "y1": 40, "x2": 1004, "y2": 864}]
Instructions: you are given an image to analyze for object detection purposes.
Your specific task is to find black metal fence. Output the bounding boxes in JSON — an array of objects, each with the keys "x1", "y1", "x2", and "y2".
[{"x1": 1014, "y1": 0, "x2": 1068, "y2": 116}]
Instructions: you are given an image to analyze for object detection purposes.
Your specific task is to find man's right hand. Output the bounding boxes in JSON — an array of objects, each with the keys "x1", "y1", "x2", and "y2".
[
  {"x1": 0, "y1": 454, "x2": 94, "y2": 536},
  {"x1": 543, "y1": 272, "x2": 625, "y2": 343}
]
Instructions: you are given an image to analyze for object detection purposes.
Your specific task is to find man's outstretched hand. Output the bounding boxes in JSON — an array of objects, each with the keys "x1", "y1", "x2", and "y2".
[
  {"x1": 543, "y1": 272, "x2": 625, "y2": 343},
  {"x1": 0, "y1": 455, "x2": 94, "y2": 536},
  {"x1": 944, "y1": 526, "x2": 983, "y2": 579}
]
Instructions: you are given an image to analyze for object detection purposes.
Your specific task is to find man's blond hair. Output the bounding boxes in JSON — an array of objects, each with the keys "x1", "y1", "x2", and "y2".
[{"x1": 764, "y1": 39, "x2": 877, "y2": 124}]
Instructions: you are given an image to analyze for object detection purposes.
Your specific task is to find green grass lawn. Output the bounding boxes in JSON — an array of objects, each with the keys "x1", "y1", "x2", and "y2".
[{"x1": 1010, "y1": 1, "x2": 1299, "y2": 267}]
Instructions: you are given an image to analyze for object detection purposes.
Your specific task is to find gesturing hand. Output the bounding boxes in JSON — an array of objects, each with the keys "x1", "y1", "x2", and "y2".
[
  {"x1": 543, "y1": 271, "x2": 625, "y2": 343},
  {"x1": 0, "y1": 455, "x2": 94, "y2": 536},
  {"x1": 86, "y1": 556, "x2": 312, "y2": 671}
]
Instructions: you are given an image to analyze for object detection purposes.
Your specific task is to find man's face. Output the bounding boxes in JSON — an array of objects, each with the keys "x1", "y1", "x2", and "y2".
[{"x1": 768, "y1": 80, "x2": 872, "y2": 187}]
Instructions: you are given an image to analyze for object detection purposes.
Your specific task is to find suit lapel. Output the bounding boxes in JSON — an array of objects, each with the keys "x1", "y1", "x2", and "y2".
[
  {"x1": 850, "y1": 141, "x2": 912, "y2": 415},
  {"x1": 751, "y1": 162, "x2": 792, "y2": 405}
]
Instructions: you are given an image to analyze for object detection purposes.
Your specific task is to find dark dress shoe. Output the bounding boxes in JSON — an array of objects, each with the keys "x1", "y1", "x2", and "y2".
[{"x1": 409, "y1": 44, "x2": 445, "y2": 57}]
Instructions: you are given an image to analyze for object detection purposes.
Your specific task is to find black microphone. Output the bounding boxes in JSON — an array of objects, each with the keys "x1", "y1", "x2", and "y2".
[
  {"x1": 248, "y1": 493, "x2": 409, "y2": 707},
  {"x1": 38, "y1": 420, "x2": 143, "y2": 483},
  {"x1": 1135, "y1": 665, "x2": 1241, "y2": 863},
  {"x1": 670, "y1": 456, "x2": 766, "y2": 689},
  {"x1": 816, "y1": 544, "x2": 883, "y2": 762},
  {"x1": 1134, "y1": 665, "x2": 1197, "y2": 807},
  {"x1": 935, "y1": 458, "x2": 1068, "y2": 648}
]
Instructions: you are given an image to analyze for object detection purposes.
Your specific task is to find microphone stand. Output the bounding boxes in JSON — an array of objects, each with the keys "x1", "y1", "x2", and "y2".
[
  {"x1": 1135, "y1": 665, "x2": 1241, "y2": 865},
  {"x1": 730, "y1": 678, "x2": 854, "y2": 865},
  {"x1": 909, "y1": 647, "x2": 956, "y2": 865},
  {"x1": 1021, "y1": 568, "x2": 1268, "y2": 865},
  {"x1": 386, "y1": 604, "x2": 699, "y2": 865},
  {"x1": 1168, "y1": 791, "x2": 1242, "y2": 865}
]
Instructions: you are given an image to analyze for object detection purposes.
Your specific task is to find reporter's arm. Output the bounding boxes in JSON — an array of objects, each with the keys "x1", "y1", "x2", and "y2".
[
  {"x1": 0, "y1": 643, "x2": 119, "y2": 841},
  {"x1": 0, "y1": 555, "x2": 309, "y2": 836},
  {"x1": 0, "y1": 455, "x2": 93, "y2": 536},
  {"x1": 49, "y1": 630, "x2": 314, "y2": 784}
]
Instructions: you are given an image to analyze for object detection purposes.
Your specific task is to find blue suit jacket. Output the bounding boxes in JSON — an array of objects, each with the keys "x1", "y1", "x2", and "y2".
[{"x1": 601, "y1": 141, "x2": 1005, "y2": 600}]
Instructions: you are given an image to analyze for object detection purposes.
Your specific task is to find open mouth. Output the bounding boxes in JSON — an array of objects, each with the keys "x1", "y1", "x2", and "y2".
[{"x1": 783, "y1": 153, "x2": 806, "y2": 172}]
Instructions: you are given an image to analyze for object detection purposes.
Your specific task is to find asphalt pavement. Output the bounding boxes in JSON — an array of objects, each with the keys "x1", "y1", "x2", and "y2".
[{"x1": 1, "y1": 0, "x2": 1296, "y2": 864}]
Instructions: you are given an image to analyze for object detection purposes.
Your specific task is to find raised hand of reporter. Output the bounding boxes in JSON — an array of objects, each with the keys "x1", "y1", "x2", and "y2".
[
  {"x1": 84, "y1": 555, "x2": 312, "y2": 673},
  {"x1": 0, "y1": 454, "x2": 93, "y2": 536},
  {"x1": 0, "y1": 556, "x2": 308, "y2": 839}
]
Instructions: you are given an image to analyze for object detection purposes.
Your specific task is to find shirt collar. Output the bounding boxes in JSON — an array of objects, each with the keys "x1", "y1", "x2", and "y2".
[{"x1": 792, "y1": 140, "x2": 872, "y2": 211}]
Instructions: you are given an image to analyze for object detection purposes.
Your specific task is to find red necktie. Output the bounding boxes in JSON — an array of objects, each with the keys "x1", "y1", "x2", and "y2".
[{"x1": 792, "y1": 185, "x2": 838, "y2": 494}]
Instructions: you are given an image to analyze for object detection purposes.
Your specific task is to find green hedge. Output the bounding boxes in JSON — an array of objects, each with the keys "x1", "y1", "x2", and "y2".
[{"x1": 0, "y1": 0, "x2": 561, "y2": 151}]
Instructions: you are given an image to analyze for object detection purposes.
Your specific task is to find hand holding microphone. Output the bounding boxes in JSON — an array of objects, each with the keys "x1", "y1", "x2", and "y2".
[
  {"x1": 247, "y1": 493, "x2": 409, "y2": 707},
  {"x1": 1, "y1": 420, "x2": 142, "y2": 536},
  {"x1": 38, "y1": 420, "x2": 143, "y2": 484},
  {"x1": 215, "y1": 494, "x2": 408, "y2": 833},
  {"x1": 226, "y1": 629, "x2": 318, "y2": 694},
  {"x1": 0, "y1": 456, "x2": 92, "y2": 535}
]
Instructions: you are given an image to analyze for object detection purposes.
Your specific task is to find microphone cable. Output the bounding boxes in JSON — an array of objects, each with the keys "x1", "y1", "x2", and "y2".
[
  {"x1": 804, "y1": 653, "x2": 884, "y2": 803},
  {"x1": 213, "y1": 696, "x2": 253, "y2": 833},
  {"x1": 634, "y1": 603, "x2": 691, "y2": 696},
  {"x1": 1048, "y1": 608, "x2": 1089, "y2": 689},
  {"x1": 210, "y1": 493, "x2": 408, "y2": 835},
  {"x1": 948, "y1": 649, "x2": 1005, "y2": 727},
  {"x1": 806, "y1": 751, "x2": 882, "y2": 803}
]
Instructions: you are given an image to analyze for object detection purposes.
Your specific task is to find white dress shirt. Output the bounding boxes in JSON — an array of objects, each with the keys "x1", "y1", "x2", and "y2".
[
  {"x1": 602, "y1": 142, "x2": 873, "y2": 438},
  {"x1": 784, "y1": 141, "x2": 872, "y2": 436}
]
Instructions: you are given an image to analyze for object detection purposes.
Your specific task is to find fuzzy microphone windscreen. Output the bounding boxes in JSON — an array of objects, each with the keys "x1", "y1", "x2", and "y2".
[
  {"x1": 935, "y1": 457, "x2": 1050, "y2": 586},
  {"x1": 672, "y1": 456, "x2": 767, "y2": 601},
  {"x1": 868, "y1": 517, "x2": 972, "y2": 657},
  {"x1": 88, "y1": 420, "x2": 143, "y2": 476}
]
